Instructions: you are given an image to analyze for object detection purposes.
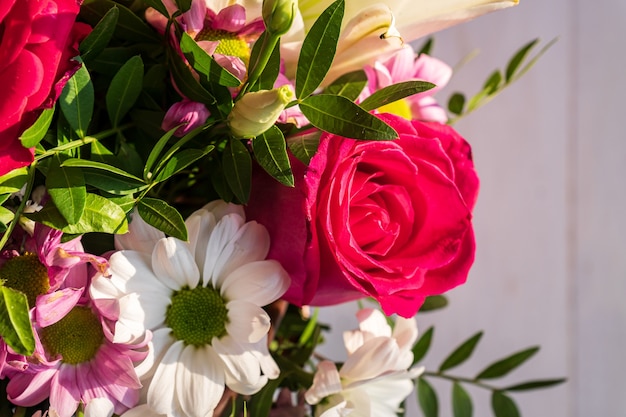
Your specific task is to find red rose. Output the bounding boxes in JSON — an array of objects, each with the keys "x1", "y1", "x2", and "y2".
[
  {"x1": 247, "y1": 113, "x2": 479, "y2": 317},
  {"x1": 0, "y1": 0, "x2": 90, "y2": 176}
]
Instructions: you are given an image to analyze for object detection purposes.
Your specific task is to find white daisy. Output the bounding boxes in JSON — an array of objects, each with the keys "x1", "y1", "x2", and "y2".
[
  {"x1": 305, "y1": 308, "x2": 423, "y2": 417},
  {"x1": 90, "y1": 200, "x2": 290, "y2": 417}
]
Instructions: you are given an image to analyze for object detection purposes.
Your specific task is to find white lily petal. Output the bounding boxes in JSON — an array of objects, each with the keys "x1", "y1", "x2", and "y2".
[
  {"x1": 340, "y1": 337, "x2": 400, "y2": 381},
  {"x1": 212, "y1": 335, "x2": 266, "y2": 395},
  {"x1": 356, "y1": 308, "x2": 393, "y2": 338},
  {"x1": 84, "y1": 397, "x2": 114, "y2": 417},
  {"x1": 115, "y1": 209, "x2": 165, "y2": 253},
  {"x1": 220, "y1": 260, "x2": 290, "y2": 306},
  {"x1": 176, "y1": 345, "x2": 224, "y2": 417},
  {"x1": 226, "y1": 300, "x2": 271, "y2": 344},
  {"x1": 202, "y1": 213, "x2": 245, "y2": 287},
  {"x1": 305, "y1": 360, "x2": 342, "y2": 405},
  {"x1": 148, "y1": 340, "x2": 184, "y2": 415},
  {"x1": 152, "y1": 238, "x2": 200, "y2": 289}
]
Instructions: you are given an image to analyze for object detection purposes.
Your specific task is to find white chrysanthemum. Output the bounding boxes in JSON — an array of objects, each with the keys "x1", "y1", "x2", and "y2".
[
  {"x1": 305, "y1": 308, "x2": 423, "y2": 417},
  {"x1": 90, "y1": 200, "x2": 290, "y2": 417}
]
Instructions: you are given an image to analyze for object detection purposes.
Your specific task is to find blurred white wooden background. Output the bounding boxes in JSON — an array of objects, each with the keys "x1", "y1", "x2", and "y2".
[{"x1": 317, "y1": 0, "x2": 626, "y2": 416}]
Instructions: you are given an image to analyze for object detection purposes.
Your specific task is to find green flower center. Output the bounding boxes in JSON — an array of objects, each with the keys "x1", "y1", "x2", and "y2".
[
  {"x1": 196, "y1": 29, "x2": 251, "y2": 63},
  {"x1": 166, "y1": 285, "x2": 228, "y2": 346},
  {"x1": 40, "y1": 306, "x2": 104, "y2": 365},
  {"x1": 0, "y1": 254, "x2": 50, "y2": 308}
]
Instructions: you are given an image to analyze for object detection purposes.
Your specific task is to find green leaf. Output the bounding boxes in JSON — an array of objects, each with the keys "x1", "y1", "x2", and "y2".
[
  {"x1": 90, "y1": 140, "x2": 117, "y2": 165},
  {"x1": 62, "y1": 159, "x2": 145, "y2": 183},
  {"x1": 0, "y1": 287, "x2": 35, "y2": 356},
  {"x1": 153, "y1": 148, "x2": 213, "y2": 183},
  {"x1": 439, "y1": 332, "x2": 483, "y2": 372},
  {"x1": 412, "y1": 326, "x2": 433, "y2": 365},
  {"x1": 324, "y1": 70, "x2": 368, "y2": 101},
  {"x1": 60, "y1": 64, "x2": 94, "y2": 138},
  {"x1": 223, "y1": 138, "x2": 252, "y2": 204},
  {"x1": 300, "y1": 94, "x2": 397, "y2": 140},
  {"x1": 508, "y1": 38, "x2": 558, "y2": 82},
  {"x1": 286, "y1": 130, "x2": 320, "y2": 165},
  {"x1": 504, "y1": 378, "x2": 566, "y2": 392},
  {"x1": 417, "y1": 377, "x2": 438, "y2": 417},
  {"x1": 247, "y1": 377, "x2": 285, "y2": 417},
  {"x1": 137, "y1": 198, "x2": 187, "y2": 240},
  {"x1": 359, "y1": 81, "x2": 435, "y2": 111},
  {"x1": 151, "y1": 123, "x2": 214, "y2": 179},
  {"x1": 168, "y1": 49, "x2": 216, "y2": 105},
  {"x1": 448, "y1": 93, "x2": 466, "y2": 116},
  {"x1": 420, "y1": 295, "x2": 448, "y2": 312},
  {"x1": 80, "y1": 0, "x2": 160, "y2": 43},
  {"x1": 180, "y1": 33, "x2": 241, "y2": 88},
  {"x1": 174, "y1": 0, "x2": 192, "y2": 12},
  {"x1": 475, "y1": 347, "x2": 540, "y2": 380},
  {"x1": 0, "y1": 167, "x2": 29, "y2": 194},
  {"x1": 491, "y1": 391, "x2": 520, "y2": 417},
  {"x1": 253, "y1": 126, "x2": 294, "y2": 187},
  {"x1": 144, "y1": 127, "x2": 180, "y2": 181},
  {"x1": 46, "y1": 156, "x2": 87, "y2": 225},
  {"x1": 106, "y1": 55, "x2": 144, "y2": 127},
  {"x1": 505, "y1": 39, "x2": 539, "y2": 82},
  {"x1": 0, "y1": 206, "x2": 14, "y2": 227},
  {"x1": 20, "y1": 106, "x2": 56, "y2": 149},
  {"x1": 250, "y1": 33, "x2": 281, "y2": 91},
  {"x1": 83, "y1": 170, "x2": 148, "y2": 195},
  {"x1": 452, "y1": 382, "x2": 473, "y2": 417},
  {"x1": 79, "y1": 6, "x2": 119, "y2": 62},
  {"x1": 296, "y1": 0, "x2": 344, "y2": 98},
  {"x1": 26, "y1": 193, "x2": 128, "y2": 234},
  {"x1": 418, "y1": 37, "x2": 434, "y2": 55},
  {"x1": 483, "y1": 70, "x2": 503, "y2": 95}
]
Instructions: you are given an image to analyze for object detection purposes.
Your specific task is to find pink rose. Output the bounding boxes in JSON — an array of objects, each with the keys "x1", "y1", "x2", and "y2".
[
  {"x1": 0, "y1": 0, "x2": 91, "y2": 176},
  {"x1": 247, "y1": 113, "x2": 479, "y2": 317}
]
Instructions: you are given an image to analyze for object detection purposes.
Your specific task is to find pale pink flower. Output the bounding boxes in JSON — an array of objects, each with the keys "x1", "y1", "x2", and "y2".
[{"x1": 360, "y1": 45, "x2": 452, "y2": 122}]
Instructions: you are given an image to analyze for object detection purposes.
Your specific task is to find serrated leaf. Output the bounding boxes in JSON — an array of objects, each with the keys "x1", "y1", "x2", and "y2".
[
  {"x1": 0, "y1": 167, "x2": 29, "y2": 194},
  {"x1": 223, "y1": 139, "x2": 252, "y2": 203},
  {"x1": 439, "y1": 332, "x2": 483, "y2": 372},
  {"x1": 448, "y1": 93, "x2": 466, "y2": 116},
  {"x1": 80, "y1": 0, "x2": 160, "y2": 43},
  {"x1": 324, "y1": 70, "x2": 368, "y2": 101},
  {"x1": 253, "y1": 126, "x2": 294, "y2": 187},
  {"x1": 19, "y1": 106, "x2": 56, "y2": 149},
  {"x1": 491, "y1": 391, "x2": 520, "y2": 417},
  {"x1": 286, "y1": 130, "x2": 321, "y2": 165},
  {"x1": 60, "y1": 64, "x2": 94, "y2": 138},
  {"x1": 0, "y1": 287, "x2": 35, "y2": 356},
  {"x1": 137, "y1": 197, "x2": 187, "y2": 240},
  {"x1": 504, "y1": 378, "x2": 566, "y2": 392},
  {"x1": 417, "y1": 377, "x2": 438, "y2": 417},
  {"x1": 79, "y1": 6, "x2": 119, "y2": 62},
  {"x1": 300, "y1": 94, "x2": 397, "y2": 140},
  {"x1": 359, "y1": 81, "x2": 435, "y2": 111},
  {"x1": 505, "y1": 39, "x2": 539, "y2": 82},
  {"x1": 420, "y1": 295, "x2": 448, "y2": 312},
  {"x1": 476, "y1": 347, "x2": 540, "y2": 380},
  {"x1": 153, "y1": 148, "x2": 213, "y2": 182},
  {"x1": 452, "y1": 382, "x2": 472, "y2": 417},
  {"x1": 412, "y1": 326, "x2": 433, "y2": 365},
  {"x1": 180, "y1": 33, "x2": 241, "y2": 88},
  {"x1": 46, "y1": 156, "x2": 86, "y2": 225},
  {"x1": 296, "y1": 0, "x2": 344, "y2": 98},
  {"x1": 106, "y1": 55, "x2": 144, "y2": 127},
  {"x1": 26, "y1": 193, "x2": 128, "y2": 234}
]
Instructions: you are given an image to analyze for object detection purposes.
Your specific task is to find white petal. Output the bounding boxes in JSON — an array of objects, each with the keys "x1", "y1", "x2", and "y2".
[
  {"x1": 135, "y1": 328, "x2": 176, "y2": 380},
  {"x1": 304, "y1": 360, "x2": 342, "y2": 405},
  {"x1": 392, "y1": 315, "x2": 418, "y2": 351},
  {"x1": 225, "y1": 300, "x2": 271, "y2": 344},
  {"x1": 356, "y1": 309, "x2": 392, "y2": 338},
  {"x1": 220, "y1": 260, "x2": 290, "y2": 306},
  {"x1": 114, "y1": 294, "x2": 150, "y2": 344},
  {"x1": 248, "y1": 336, "x2": 280, "y2": 380},
  {"x1": 359, "y1": 371, "x2": 417, "y2": 417},
  {"x1": 176, "y1": 345, "x2": 225, "y2": 417},
  {"x1": 340, "y1": 337, "x2": 400, "y2": 381},
  {"x1": 201, "y1": 200, "x2": 245, "y2": 222},
  {"x1": 212, "y1": 335, "x2": 266, "y2": 395},
  {"x1": 109, "y1": 251, "x2": 170, "y2": 298},
  {"x1": 342, "y1": 329, "x2": 365, "y2": 356},
  {"x1": 202, "y1": 213, "x2": 245, "y2": 286},
  {"x1": 120, "y1": 404, "x2": 164, "y2": 417},
  {"x1": 185, "y1": 209, "x2": 217, "y2": 274},
  {"x1": 148, "y1": 340, "x2": 184, "y2": 415},
  {"x1": 115, "y1": 209, "x2": 165, "y2": 253},
  {"x1": 84, "y1": 397, "x2": 114, "y2": 417},
  {"x1": 152, "y1": 238, "x2": 200, "y2": 289}
]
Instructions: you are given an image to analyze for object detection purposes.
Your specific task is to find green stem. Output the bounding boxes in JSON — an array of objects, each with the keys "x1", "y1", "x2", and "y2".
[
  {"x1": 0, "y1": 162, "x2": 37, "y2": 252},
  {"x1": 238, "y1": 32, "x2": 280, "y2": 98},
  {"x1": 35, "y1": 137, "x2": 97, "y2": 161},
  {"x1": 422, "y1": 370, "x2": 500, "y2": 391}
]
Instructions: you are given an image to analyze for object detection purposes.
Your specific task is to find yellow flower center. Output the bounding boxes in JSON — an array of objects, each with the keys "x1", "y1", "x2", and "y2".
[
  {"x1": 0, "y1": 254, "x2": 50, "y2": 308},
  {"x1": 40, "y1": 306, "x2": 104, "y2": 365},
  {"x1": 378, "y1": 99, "x2": 412, "y2": 120},
  {"x1": 196, "y1": 29, "x2": 251, "y2": 64}
]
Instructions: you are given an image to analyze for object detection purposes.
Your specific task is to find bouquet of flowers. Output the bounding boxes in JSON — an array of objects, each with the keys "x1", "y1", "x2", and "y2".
[{"x1": 0, "y1": 0, "x2": 562, "y2": 416}]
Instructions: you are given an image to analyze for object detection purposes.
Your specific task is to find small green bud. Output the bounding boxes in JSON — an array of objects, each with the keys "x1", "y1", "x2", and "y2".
[
  {"x1": 228, "y1": 85, "x2": 294, "y2": 138},
  {"x1": 262, "y1": 0, "x2": 297, "y2": 36}
]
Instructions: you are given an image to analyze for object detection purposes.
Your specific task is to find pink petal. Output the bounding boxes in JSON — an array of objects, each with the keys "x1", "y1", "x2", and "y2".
[
  {"x1": 49, "y1": 365, "x2": 81, "y2": 417},
  {"x1": 35, "y1": 287, "x2": 83, "y2": 327}
]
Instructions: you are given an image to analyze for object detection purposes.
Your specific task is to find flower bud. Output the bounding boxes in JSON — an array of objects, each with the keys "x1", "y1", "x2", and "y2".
[
  {"x1": 162, "y1": 100, "x2": 211, "y2": 137},
  {"x1": 262, "y1": 0, "x2": 297, "y2": 36},
  {"x1": 228, "y1": 85, "x2": 294, "y2": 138}
]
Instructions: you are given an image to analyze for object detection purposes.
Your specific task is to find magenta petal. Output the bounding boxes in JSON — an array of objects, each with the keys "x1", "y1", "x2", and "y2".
[
  {"x1": 213, "y1": 4, "x2": 246, "y2": 32},
  {"x1": 35, "y1": 287, "x2": 83, "y2": 327},
  {"x1": 7, "y1": 367, "x2": 57, "y2": 406}
]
